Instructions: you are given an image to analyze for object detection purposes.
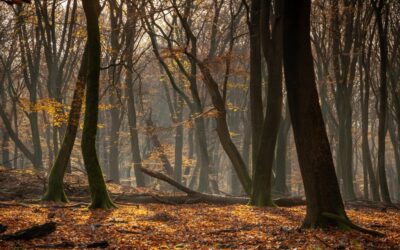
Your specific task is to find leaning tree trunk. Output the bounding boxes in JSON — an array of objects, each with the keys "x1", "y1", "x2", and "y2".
[
  {"x1": 283, "y1": 0, "x2": 348, "y2": 228},
  {"x1": 43, "y1": 43, "x2": 88, "y2": 202},
  {"x1": 194, "y1": 60, "x2": 252, "y2": 195},
  {"x1": 81, "y1": 0, "x2": 115, "y2": 209}
]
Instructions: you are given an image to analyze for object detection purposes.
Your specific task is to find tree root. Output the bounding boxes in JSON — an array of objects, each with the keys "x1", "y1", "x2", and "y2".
[{"x1": 322, "y1": 212, "x2": 385, "y2": 237}]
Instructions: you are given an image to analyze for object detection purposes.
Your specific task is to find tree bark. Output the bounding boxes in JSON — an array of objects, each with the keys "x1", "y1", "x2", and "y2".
[
  {"x1": 274, "y1": 109, "x2": 291, "y2": 195},
  {"x1": 248, "y1": 0, "x2": 263, "y2": 172},
  {"x1": 373, "y1": 0, "x2": 391, "y2": 204},
  {"x1": 250, "y1": 0, "x2": 284, "y2": 206},
  {"x1": 81, "y1": 0, "x2": 115, "y2": 209},
  {"x1": 283, "y1": 0, "x2": 348, "y2": 228},
  {"x1": 42, "y1": 43, "x2": 88, "y2": 202}
]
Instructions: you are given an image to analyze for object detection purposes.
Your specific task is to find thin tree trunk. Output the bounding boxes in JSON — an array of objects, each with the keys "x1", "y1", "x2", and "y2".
[
  {"x1": 42, "y1": 43, "x2": 88, "y2": 202},
  {"x1": 249, "y1": 0, "x2": 263, "y2": 170},
  {"x1": 274, "y1": 109, "x2": 290, "y2": 195},
  {"x1": 251, "y1": 0, "x2": 283, "y2": 206},
  {"x1": 373, "y1": 0, "x2": 392, "y2": 204},
  {"x1": 81, "y1": 0, "x2": 115, "y2": 209}
]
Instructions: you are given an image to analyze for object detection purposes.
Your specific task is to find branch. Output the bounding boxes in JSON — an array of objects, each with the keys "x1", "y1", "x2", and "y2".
[
  {"x1": 140, "y1": 167, "x2": 198, "y2": 195},
  {"x1": 140, "y1": 167, "x2": 306, "y2": 206}
]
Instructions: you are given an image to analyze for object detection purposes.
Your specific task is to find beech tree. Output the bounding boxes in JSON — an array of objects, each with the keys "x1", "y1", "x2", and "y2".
[
  {"x1": 81, "y1": 0, "x2": 115, "y2": 209},
  {"x1": 283, "y1": 0, "x2": 349, "y2": 228}
]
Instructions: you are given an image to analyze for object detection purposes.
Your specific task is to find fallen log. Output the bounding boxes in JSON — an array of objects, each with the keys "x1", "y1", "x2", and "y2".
[
  {"x1": 34, "y1": 241, "x2": 75, "y2": 248},
  {"x1": 0, "y1": 224, "x2": 7, "y2": 234},
  {"x1": 86, "y1": 240, "x2": 109, "y2": 248},
  {"x1": 0, "y1": 222, "x2": 56, "y2": 240},
  {"x1": 345, "y1": 200, "x2": 400, "y2": 211},
  {"x1": 33, "y1": 240, "x2": 109, "y2": 249},
  {"x1": 139, "y1": 167, "x2": 306, "y2": 206}
]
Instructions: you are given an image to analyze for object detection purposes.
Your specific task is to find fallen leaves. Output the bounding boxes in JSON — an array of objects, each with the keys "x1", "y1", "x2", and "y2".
[
  {"x1": 0, "y1": 169, "x2": 399, "y2": 249},
  {"x1": 0, "y1": 204, "x2": 399, "y2": 249}
]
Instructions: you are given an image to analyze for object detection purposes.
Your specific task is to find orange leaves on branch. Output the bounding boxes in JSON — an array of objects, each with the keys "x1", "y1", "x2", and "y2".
[{"x1": 19, "y1": 98, "x2": 68, "y2": 127}]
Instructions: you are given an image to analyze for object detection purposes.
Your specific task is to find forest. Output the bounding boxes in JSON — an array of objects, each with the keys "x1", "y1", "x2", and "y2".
[{"x1": 0, "y1": 0, "x2": 399, "y2": 249}]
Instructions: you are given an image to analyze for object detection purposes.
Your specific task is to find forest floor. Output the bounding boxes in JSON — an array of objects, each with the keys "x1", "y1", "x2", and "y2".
[{"x1": 0, "y1": 169, "x2": 399, "y2": 249}]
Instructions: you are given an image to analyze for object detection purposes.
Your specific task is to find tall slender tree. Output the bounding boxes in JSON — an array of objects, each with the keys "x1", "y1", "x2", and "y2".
[{"x1": 81, "y1": 0, "x2": 115, "y2": 209}]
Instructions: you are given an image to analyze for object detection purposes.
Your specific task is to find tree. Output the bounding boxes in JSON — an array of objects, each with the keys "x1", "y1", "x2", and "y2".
[
  {"x1": 42, "y1": 43, "x2": 88, "y2": 202},
  {"x1": 124, "y1": 0, "x2": 145, "y2": 187},
  {"x1": 372, "y1": 0, "x2": 392, "y2": 204},
  {"x1": 250, "y1": 0, "x2": 284, "y2": 206},
  {"x1": 282, "y1": 0, "x2": 348, "y2": 227},
  {"x1": 81, "y1": 0, "x2": 115, "y2": 209},
  {"x1": 330, "y1": 0, "x2": 358, "y2": 200}
]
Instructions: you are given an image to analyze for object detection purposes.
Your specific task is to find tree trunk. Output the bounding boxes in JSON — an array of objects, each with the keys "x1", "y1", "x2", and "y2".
[
  {"x1": 250, "y1": 0, "x2": 283, "y2": 206},
  {"x1": 388, "y1": 115, "x2": 400, "y2": 201},
  {"x1": 81, "y1": 0, "x2": 115, "y2": 209},
  {"x1": 274, "y1": 110, "x2": 291, "y2": 195},
  {"x1": 108, "y1": 109, "x2": 121, "y2": 183},
  {"x1": 283, "y1": 0, "x2": 348, "y2": 228},
  {"x1": 1, "y1": 130, "x2": 11, "y2": 168},
  {"x1": 174, "y1": 97, "x2": 184, "y2": 184},
  {"x1": 373, "y1": 0, "x2": 391, "y2": 204},
  {"x1": 249, "y1": 0, "x2": 263, "y2": 169},
  {"x1": 195, "y1": 60, "x2": 252, "y2": 195},
  {"x1": 360, "y1": 54, "x2": 380, "y2": 201},
  {"x1": 126, "y1": 80, "x2": 145, "y2": 187},
  {"x1": 124, "y1": 11, "x2": 145, "y2": 186},
  {"x1": 42, "y1": 43, "x2": 88, "y2": 202}
]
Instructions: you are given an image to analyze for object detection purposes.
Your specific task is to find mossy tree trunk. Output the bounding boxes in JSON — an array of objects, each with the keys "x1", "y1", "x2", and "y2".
[
  {"x1": 81, "y1": 0, "x2": 115, "y2": 209},
  {"x1": 42, "y1": 43, "x2": 88, "y2": 203}
]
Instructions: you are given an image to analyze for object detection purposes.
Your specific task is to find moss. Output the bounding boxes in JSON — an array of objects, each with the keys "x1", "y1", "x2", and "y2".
[
  {"x1": 250, "y1": 192, "x2": 277, "y2": 207},
  {"x1": 42, "y1": 185, "x2": 68, "y2": 203},
  {"x1": 81, "y1": 0, "x2": 115, "y2": 210},
  {"x1": 42, "y1": 155, "x2": 69, "y2": 203}
]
